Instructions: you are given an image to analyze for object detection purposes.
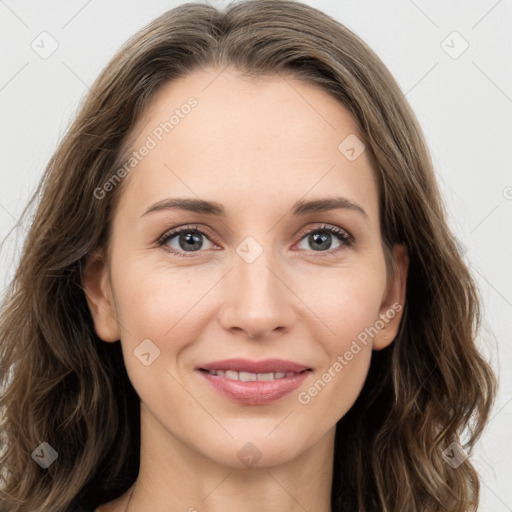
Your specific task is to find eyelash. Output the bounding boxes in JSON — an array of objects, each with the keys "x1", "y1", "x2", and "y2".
[{"x1": 157, "y1": 223, "x2": 353, "y2": 258}]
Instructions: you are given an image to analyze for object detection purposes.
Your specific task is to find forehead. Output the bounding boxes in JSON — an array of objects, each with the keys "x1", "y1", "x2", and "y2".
[{"x1": 116, "y1": 68, "x2": 379, "y2": 223}]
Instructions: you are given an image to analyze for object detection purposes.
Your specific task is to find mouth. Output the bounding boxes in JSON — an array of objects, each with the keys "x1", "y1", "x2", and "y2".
[{"x1": 195, "y1": 359, "x2": 313, "y2": 405}]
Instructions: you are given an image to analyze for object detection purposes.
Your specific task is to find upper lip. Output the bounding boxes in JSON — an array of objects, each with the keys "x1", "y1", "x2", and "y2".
[{"x1": 197, "y1": 358, "x2": 312, "y2": 374}]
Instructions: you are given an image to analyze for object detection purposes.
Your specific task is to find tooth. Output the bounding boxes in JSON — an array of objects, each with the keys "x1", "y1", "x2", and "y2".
[
  {"x1": 208, "y1": 370, "x2": 300, "y2": 381},
  {"x1": 239, "y1": 371, "x2": 257, "y2": 381}
]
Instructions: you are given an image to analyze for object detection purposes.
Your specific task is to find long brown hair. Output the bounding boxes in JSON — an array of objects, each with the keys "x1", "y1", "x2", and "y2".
[{"x1": 0, "y1": 1, "x2": 496, "y2": 510}]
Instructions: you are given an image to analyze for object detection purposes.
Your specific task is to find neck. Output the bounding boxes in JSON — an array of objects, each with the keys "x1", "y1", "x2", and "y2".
[{"x1": 126, "y1": 402, "x2": 334, "y2": 512}]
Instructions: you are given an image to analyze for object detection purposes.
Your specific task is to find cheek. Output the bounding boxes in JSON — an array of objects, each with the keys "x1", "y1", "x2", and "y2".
[
  {"x1": 295, "y1": 264, "x2": 385, "y2": 404},
  {"x1": 112, "y1": 259, "x2": 221, "y2": 348},
  {"x1": 112, "y1": 263, "x2": 218, "y2": 407},
  {"x1": 294, "y1": 270, "x2": 382, "y2": 421},
  {"x1": 299, "y1": 263, "x2": 386, "y2": 348}
]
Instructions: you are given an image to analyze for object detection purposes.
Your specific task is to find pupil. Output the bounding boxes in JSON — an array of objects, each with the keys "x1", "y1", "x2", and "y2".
[
  {"x1": 180, "y1": 232, "x2": 202, "y2": 251},
  {"x1": 310, "y1": 233, "x2": 331, "y2": 251}
]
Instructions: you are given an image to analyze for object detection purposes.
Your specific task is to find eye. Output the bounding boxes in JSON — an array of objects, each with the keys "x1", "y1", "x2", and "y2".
[
  {"x1": 294, "y1": 223, "x2": 353, "y2": 254},
  {"x1": 157, "y1": 224, "x2": 217, "y2": 257},
  {"x1": 157, "y1": 223, "x2": 353, "y2": 258}
]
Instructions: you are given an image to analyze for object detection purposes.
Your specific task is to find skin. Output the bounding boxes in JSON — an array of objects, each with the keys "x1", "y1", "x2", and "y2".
[{"x1": 83, "y1": 67, "x2": 408, "y2": 512}]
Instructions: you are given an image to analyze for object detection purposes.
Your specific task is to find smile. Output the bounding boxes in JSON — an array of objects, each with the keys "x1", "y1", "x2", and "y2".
[{"x1": 197, "y1": 368, "x2": 312, "y2": 405}]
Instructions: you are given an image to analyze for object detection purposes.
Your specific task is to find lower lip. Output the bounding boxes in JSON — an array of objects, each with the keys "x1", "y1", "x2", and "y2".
[{"x1": 198, "y1": 369, "x2": 311, "y2": 405}]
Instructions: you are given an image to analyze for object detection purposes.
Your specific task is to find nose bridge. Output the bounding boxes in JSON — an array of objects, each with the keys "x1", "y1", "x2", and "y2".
[
  {"x1": 219, "y1": 236, "x2": 295, "y2": 338},
  {"x1": 232, "y1": 238, "x2": 281, "y2": 308},
  {"x1": 236, "y1": 242, "x2": 276, "y2": 297}
]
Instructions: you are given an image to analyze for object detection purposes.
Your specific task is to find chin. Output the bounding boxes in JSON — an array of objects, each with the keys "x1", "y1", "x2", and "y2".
[{"x1": 202, "y1": 434, "x2": 308, "y2": 470}]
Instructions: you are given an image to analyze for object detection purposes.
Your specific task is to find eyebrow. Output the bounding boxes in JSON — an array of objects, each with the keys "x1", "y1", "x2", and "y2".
[{"x1": 142, "y1": 196, "x2": 369, "y2": 221}]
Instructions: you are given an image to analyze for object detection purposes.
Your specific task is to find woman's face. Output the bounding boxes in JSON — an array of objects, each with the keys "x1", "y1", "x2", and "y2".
[{"x1": 84, "y1": 68, "x2": 407, "y2": 469}]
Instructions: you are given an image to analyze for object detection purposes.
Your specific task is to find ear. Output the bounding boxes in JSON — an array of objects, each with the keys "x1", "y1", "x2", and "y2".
[
  {"x1": 81, "y1": 250, "x2": 121, "y2": 342},
  {"x1": 373, "y1": 244, "x2": 408, "y2": 351}
]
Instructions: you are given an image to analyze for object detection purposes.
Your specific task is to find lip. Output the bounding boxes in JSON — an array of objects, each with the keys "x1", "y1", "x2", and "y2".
[
  {"x1": 198, "y1": 370, "x2": 311, "y2": 405},
  {"x1": 197, "y1": 358, "x2": 311, "y2": 374},
  {"x1": 196, "y1": 358, "x2": 312, "y2": 405}
]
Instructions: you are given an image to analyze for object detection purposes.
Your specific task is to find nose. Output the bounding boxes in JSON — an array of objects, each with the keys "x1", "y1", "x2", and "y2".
[{"x1": 217, "y1": 249, "x2": 296, "y2": 340}]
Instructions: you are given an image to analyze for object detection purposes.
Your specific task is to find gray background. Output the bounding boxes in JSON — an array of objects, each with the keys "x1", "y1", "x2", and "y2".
[{"x1": 1, "y1": 0, "x2": 511, "y2": 509}]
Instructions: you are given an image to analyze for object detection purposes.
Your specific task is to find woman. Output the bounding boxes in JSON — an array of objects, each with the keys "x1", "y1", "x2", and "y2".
[{"x1": 0, "y1": 1, "x2": 496, "y2": 511}]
